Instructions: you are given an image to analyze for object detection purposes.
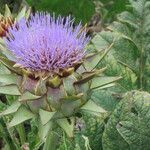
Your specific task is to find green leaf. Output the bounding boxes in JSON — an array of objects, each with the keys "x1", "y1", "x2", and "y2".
[
  {"x1": 0, "y1": 74, "x2": 17, "y2": 85},
  {"x1": 84, "y1": 42, "x2": 114, "y2": 71},
  {"x1": 0, "y1": 85, "x2": 21, "y2": 95},
  {"x1": 117, "y1": 11, "x2": 138, "y2": 28},
  {"x1": 84, "y1": 53, "x2": 103, "y2": 71},
  {"x1": 102, "y1": 91, "x2": 150, "y2": 150},
  {"x1": 19, "y1": 91, "x2": 41, "y2": 102},
  {"x1": 33, "y1": 141, "x2": 44, "y2": 150},
  {"x1": 0, "y1": 63, "x2": 10, "y2": 74},
  {"x1": 8, "y1": 106, "x2": 35, "y2": 127},
  {"x1": 61, "y1": 99, "x2": 82, "y2": 116},
  {"x1": 58, "y1": 111, "x2": 105, "y2": 150},
  {"x1": 0, "y1": 57, "x2": 21, "y2": 75},
  {"x1": 117, "y1": 121, "x2": 150, "y2": 149},
  {"x1": 90, "y1": 76, "x2": 122, "y2": 90},
  {"x1": 100, "y1": 0, "x2": 129, "y2": 23},
  {"x1": 0, "y1": 43, "x2": 16, "y2": 61},
  {"x1": 38, "y1": 119, "x2": 53, "y2": 141},
  {"x1": 81, "y1": 100, "x2": 106, "y2": 114},
  {"x1": 92, "y1": 31, "x2": 115, "y2": 50},
  {"x1": 91, "y1": 87, "x2": 123, "y2": 111},
  {"x1": 57, "y1": 118, "x2": 74, "y2": 138},
  {"x1": 0, "y1": 101, "x2": 21, "y2": 116},
  {"x1": 39, "y1": 109, "x2": 56, "y2": 125},
  {"x1": 94, "y1": 0, "x2": 150, "y2": 91}
]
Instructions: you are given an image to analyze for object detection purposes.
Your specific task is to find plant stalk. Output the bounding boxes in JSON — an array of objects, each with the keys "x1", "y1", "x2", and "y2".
[
  {"x1": 17, "y1": 123, "x2": 26, "y2": 145},
  {"x1": 0, "y1": 118, "x2": 19, "y2": 150}
]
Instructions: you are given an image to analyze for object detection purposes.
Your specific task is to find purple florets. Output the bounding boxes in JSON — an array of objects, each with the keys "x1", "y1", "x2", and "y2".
[{"x1": 6, "y1": 12, "x2": 90, "y2": 71}]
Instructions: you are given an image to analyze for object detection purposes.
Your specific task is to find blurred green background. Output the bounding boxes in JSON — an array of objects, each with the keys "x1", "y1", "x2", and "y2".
[{"x1": 0, "y1": 0, "x2": 128, "y2": 24}]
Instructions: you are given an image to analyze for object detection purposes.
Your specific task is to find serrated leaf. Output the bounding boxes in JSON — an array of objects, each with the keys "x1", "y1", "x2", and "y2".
[
  {"x1": 102, "y1": 91, "x2": 150, "y2": 150},
  {"x1": 116, "y1": 121, "x2": 150, "y2": 149},
  {"x1": 19, "y1": 91, "x2": 41, "y2": 102},
  {"x1": 0, "y1": 101, "x2": 21, "y2": 116},
  {"x1": 93, "y1": 0, "x2": 150, "y2": 91},
  {"x1": 81, "y1": 100, "x2": 106, "y2": 113},
  {"x1": 0, "y1": 85, "x2": 21, "y2": 95},
  {"x1": 117, "y1": 11, "x2": 138, "y2": 28},
  {"x1": 8, "y1": 105, "x2": 35, "y2": 127},
  {"x1": 57, "y1": 118, "x2": 74, "y2": 138},
  {"x1": 39, "y1": 109, "x2": 56, "y2": 125}
]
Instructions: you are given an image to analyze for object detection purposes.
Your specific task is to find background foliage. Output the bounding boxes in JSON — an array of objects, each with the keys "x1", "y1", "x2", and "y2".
[{"x1": 0, "y1": 0, "x2": 150, "y2": 150}]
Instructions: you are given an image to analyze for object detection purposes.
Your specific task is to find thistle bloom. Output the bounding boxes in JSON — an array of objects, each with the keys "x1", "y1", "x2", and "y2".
[
  {"x1": 6, "y1": 13, "x2": 90, "y2": 72},
  {"x1": 0, "y1": 11, "x2": 116, "y2": 143}
]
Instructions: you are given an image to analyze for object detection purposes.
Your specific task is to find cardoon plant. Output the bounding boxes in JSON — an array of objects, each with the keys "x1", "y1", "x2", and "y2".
[{"x1": 0, "y1": 12, "x2": 120, "y2": 149}]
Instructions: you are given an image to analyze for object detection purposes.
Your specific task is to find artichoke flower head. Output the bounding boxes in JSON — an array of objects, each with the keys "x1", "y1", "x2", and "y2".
[
  {"x1": 0, "y1": 11, "x2": 120, "y2": 139},
  {"x1": 0, "y1": 5, "x2": 30, "y2": 38}
]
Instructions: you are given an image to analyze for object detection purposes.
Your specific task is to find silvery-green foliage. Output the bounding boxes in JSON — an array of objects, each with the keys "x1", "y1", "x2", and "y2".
[
  {"x1": 92, "y1": 0, "x2": 150, "y2": 91},
  {"x1": 102, "y1": 91, "x2": 150, "y2": 150}
]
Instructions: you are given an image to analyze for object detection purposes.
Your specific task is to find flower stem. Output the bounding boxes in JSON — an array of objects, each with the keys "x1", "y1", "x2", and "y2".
[
  {"x1": 43, "y1": 131, "x2": 58, "y2": 150},
  {"x1": 17, "y1": 123, "x2": 26, "y2": 145},
  {"x1": 0, "y1": 118, "x2": 19, "y2": 150}
]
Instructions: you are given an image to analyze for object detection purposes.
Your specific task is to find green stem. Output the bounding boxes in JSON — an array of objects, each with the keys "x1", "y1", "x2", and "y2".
[
  {"x1": 43, "y1": 131, "x2": 58, "y2": 150},
  {"x1": 138, "y1": 1, "x2": 147, "y2": 90},
  {"x1": 63, "y1": 131, "x2": 68, "y2": 150},
  {"x1": 0, "y1": 118, "x2": 18, "y2": 150},
  {"x1": 17, "y1": 123, "x2": 26, "y2": 145},
  {"x1": 139, "y1": 48, "x2": 145, "y2": 90}
]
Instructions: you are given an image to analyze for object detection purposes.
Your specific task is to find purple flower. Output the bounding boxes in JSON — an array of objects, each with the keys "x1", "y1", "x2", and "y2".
[{"x1": 6, "y1": 12, "x2": 90, "y2": 71}]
